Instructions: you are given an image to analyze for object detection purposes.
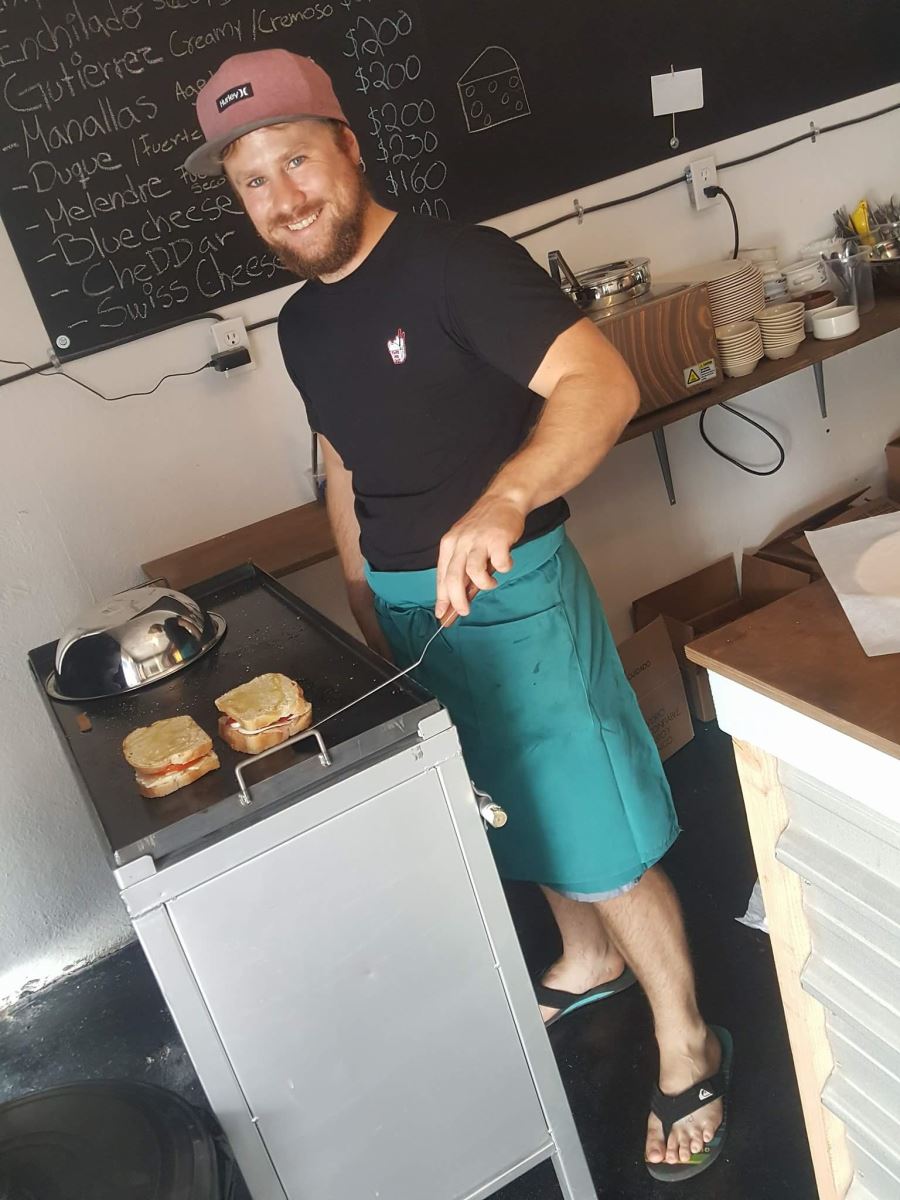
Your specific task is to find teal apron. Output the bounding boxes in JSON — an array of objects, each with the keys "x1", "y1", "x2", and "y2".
[{"x1": 365, "y1": 526, "x2": 679, "y2": 897}]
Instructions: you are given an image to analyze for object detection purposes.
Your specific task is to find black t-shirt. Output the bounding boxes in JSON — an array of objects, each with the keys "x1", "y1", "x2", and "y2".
[{"x1": 277, "y1": 212, "x2": 582, "y2": 571}]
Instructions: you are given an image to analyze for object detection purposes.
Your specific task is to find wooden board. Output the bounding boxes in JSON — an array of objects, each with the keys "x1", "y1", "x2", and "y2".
[
  {"x1": 731, "y1": 740, "x2": 853, "y2": 1200},
  {"x1": 597, "y1": 284, "x2": 719, "y2": 417},
  {"x1": 687, "y1": 580, "x2": 900, "y2": 760},
  {"x1": 142, "y1": 501, "x2": 335, "y2": 590},
  {"x1": 621, "y1": 292, "x2": 900, "y2": 444}
]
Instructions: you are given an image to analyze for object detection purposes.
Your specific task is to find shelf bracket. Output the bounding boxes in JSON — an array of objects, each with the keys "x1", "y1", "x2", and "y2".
[
  {"x1": 652, "y1": 427, "x2": 676, "y2": 505},
  {"x1": 812, "y1": 361, "x2": 827, "y2": 419}
]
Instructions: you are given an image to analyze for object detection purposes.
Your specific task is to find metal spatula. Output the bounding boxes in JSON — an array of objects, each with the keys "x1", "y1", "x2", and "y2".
[
  {"x1": 315, "y1": 582, "x2": 479, "y2": 731},
  {"x1": 234, "y1": 583, "x2": 480, "y2": 804}
]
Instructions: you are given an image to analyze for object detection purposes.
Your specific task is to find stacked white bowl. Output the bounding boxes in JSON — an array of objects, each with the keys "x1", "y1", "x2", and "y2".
[
  {"x1": 715, "y1": 320, "x2": 764, "y2": 378},
  {"x1": 782, "y1": 258, "x2": 828, "y2": 296},
  {"x1": 743, "y1": 247, "x2": 789, "y2": 303},
  {"x1": 760, "y1": 265, "x2": 789, "y2": 303},
  {"x1": 756, "y1": 302, "x2": 806, "y2": 359}
]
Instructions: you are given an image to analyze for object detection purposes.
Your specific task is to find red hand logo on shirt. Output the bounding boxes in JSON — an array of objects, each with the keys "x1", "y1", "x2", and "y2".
[{"x1": 387, "y1": 328, "x2": 407, "y2": 364}]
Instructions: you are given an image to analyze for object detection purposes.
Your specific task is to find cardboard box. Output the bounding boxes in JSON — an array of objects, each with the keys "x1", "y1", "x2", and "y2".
[
  {"x1": 617, "y1": 617, "x2": 694, "y2": 762},
  {"x1": 632, "y1": 556, "x2": 809, "y2": 722},
  {"x1": 754, "y1": 489, "x2": 867, "y2": 576},
  {"x1": 887, "y1": 437, "x2": 900, "y2": 502},
  {"x1": 792, "y1": 493, "x2": 900, "y2": 558}
]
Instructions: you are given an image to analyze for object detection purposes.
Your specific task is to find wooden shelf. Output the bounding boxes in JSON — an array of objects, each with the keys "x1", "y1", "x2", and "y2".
[
  {"x1": 621, "y1": 291, "x2": 900, "y2": 445},
  {"x1": 143, "y1": 295, "x2": 900, "y2": 589},
  {"x1": 142, "y1": 500, "x2": 335, "y2": 589}
]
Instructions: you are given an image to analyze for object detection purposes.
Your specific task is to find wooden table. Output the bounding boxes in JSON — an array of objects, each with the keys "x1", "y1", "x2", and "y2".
[{"x1": 687, "y1": 582, "x2": 900, "y2": 1200}]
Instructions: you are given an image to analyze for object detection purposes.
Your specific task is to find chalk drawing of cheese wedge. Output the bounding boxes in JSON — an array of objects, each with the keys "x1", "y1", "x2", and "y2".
[{"x1": 457, "y1": 46, "x2": 531, "y2": 134}]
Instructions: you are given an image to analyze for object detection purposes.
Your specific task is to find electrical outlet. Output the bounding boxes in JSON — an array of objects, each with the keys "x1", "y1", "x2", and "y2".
[
  {"x1": 210, "y1": 316, "x2": 255, "y2": 373},
  {"x1": 687, "y1": 155, "x2": 718, "y2": 210}
]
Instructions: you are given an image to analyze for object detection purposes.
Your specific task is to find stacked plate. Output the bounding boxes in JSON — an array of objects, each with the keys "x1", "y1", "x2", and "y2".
[
  {"x1": 671, "y1": 258, "x2": 766, "y2": 326},
  {"x1": 756, "y1": 302, "x2": 806, "y2": 359},
  {"x1": 715, "y1": 320, "x2": 764, "y2": 378}
]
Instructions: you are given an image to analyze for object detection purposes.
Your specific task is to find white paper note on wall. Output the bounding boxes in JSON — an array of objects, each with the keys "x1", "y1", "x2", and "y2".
[
  {"x1": 651, "y1": 68, "x2": 704, "y2": 116},
  {"x1": 806, "y1": 511, "x2": 900, "y2": 656}
]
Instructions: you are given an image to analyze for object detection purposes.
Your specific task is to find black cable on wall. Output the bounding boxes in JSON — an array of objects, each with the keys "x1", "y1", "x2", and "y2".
[{"x1": 509, "y1": 99, "x2": 900, "y2": 242}]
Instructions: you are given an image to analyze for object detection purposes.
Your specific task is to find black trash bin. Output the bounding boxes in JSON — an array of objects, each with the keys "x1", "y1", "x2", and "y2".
[{"x1": 0, "y1": 1081, "x2": 237, "y2": 1199}]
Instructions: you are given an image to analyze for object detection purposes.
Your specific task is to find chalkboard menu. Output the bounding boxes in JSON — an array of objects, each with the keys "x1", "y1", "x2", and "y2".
[{"x1": 1, "y1": 0, "x2": 897, "y2": 360}]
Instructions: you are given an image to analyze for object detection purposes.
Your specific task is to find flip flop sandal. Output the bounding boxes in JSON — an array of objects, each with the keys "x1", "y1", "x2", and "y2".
[
  {"x1": 535, "y1": 967, "x2": 638, "y2": 1027},
  {"x1": 646, "y1": 1024, "x2": 733, "y2": 1182}
]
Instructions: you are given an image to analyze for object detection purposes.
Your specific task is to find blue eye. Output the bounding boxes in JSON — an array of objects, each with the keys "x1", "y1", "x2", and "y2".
[
  {"x1": 288, "y1": 155, "x2": 306, "y2": 169},
  {"x1": 246, "y1": 177, "x2": 265, "y2": 189}
]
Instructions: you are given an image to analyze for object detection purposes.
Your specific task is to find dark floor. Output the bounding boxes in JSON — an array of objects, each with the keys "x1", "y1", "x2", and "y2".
[{"x1": 0, "y1": 721, "x2": 816, "y2": 1199}]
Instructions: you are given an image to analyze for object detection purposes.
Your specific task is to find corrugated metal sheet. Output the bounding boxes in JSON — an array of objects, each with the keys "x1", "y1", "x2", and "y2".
[
  {"x1": 824, "y1": 1075, "x2": 900, "y2": 1200},
  {"x1": 772, "y1": 762, "x2": 900, "y2": 1200},
  {"x1": 778, "y1": 765, "x2": 900, "y2": 856},
  {"x1": 844, "y1": 1139, "x2": 899, "y2": 1200},
  {"x1": 802, "y1": 887, "x2": 900, "y2": 1030},
  {"x1": 778, "y1": 824, "x2": 900, "y2": 947},
  {"x1": 846, "y1": 1174, "x2": 885, "y2": 1200},
  {"x1": 828, "y1": 1015, "x2": 900, "y2": 1106}
]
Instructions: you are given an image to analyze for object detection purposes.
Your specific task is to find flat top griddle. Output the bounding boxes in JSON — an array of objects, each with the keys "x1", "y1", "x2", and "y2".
[{"x1": 28, "y1": 565, "x2": 439, "y2": 868}]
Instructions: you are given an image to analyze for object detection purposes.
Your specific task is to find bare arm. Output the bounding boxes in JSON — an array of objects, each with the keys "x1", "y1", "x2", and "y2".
[
  {"x1": 319, "y1": 435, "x2": 393, "y2": 660},
  {"x1": 435, "y1": 317, "x2": 639, "y2": 618}
]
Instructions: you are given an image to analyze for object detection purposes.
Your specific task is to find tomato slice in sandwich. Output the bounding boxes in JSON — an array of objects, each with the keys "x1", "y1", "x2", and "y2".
[
  {"x1": 145, "y1": 755, "x2": 206, "y2": 777},
  {"x1": 225, "y1": 714, "x2": 295, "y2": 731}
]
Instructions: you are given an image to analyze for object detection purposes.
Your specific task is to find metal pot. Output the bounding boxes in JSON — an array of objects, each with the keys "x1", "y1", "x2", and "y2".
[
  {"x1": 548, "y1": 250, "x2": 651, "y2": 311},
  {"x1": 48, "y1": 581, "x2": 226, "y2": 701}
]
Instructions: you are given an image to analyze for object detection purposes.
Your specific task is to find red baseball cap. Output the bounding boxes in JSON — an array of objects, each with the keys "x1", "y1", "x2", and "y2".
[{"x1": 185, "y1": 49, "x2": 348, "y2": 177}]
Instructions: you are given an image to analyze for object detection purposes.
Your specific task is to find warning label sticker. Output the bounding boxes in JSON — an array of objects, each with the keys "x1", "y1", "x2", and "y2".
[{"x1": 684, "y1": 359, "x2": 717, "y2": 386}]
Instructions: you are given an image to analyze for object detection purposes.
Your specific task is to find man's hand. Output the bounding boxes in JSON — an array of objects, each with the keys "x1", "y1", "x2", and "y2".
[{"x1": 435, "y1": 491, "x2": 526, "y2": 619}]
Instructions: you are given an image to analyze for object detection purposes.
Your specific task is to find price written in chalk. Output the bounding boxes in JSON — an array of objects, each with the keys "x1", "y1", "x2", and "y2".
[
  {"x1": 354, "y1": 55, "x2": 421, "y2": 93},
  {"x1": 343, "y1": 9, "x2": 412, "y2": 60},
  {"x1": 367, "y1": 98, "x2": 436, "y2": 135},
  {"x1": 374, "y1": 130, "x2": 438, "y2": 163},
  {"x1": 384, "y1": 160, "x2": 447, "y2": 195}
]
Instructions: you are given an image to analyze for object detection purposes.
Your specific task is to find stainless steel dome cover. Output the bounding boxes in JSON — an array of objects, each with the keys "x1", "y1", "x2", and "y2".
[{"x1": 48, "y1": 583, "x2": 226, "y2": 702}]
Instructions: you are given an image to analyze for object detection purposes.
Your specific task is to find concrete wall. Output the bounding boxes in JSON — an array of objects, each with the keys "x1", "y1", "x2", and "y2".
[{"x1": 2, "y1": 82, "x2": 898, "y2": 1006}]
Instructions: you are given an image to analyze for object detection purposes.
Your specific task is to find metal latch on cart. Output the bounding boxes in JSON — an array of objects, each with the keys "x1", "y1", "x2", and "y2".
[{"x1": 473, "y1": 785, "x2": 508, "y2": 828}]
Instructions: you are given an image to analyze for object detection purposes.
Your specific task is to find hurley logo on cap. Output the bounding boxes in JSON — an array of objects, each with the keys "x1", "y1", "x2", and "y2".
[{"x1": 217, "y1": 82, "x2": 254, "y2": 112}]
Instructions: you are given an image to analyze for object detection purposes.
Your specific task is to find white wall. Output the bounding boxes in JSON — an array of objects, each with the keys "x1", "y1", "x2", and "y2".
[{"x1": 1, "y1": 83, "x2": 899, "y2": 1006}]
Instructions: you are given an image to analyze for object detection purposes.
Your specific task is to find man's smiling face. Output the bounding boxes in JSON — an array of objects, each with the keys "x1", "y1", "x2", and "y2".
[{"x1": 225, "y1": 119, "x2": 369, "y2": 280}]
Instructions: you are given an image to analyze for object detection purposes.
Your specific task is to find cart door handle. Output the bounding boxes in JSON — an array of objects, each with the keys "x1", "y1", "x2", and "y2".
[{"x1": 235, "y1": 727, "x2": 332, "y2": 807}]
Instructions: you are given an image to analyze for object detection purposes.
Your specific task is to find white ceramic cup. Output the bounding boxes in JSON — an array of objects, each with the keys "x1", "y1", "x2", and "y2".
[
  {"x1": 810, "y1": 305, "x2": 860, "y2": 340},
  {"x1": 804, "y1": 298, "x2": 838, "y2": 332}
]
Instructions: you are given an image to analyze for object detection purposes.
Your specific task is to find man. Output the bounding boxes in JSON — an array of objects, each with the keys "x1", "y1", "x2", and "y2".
[{"x1": 186, "y1": 48, "x2": 732, "y2": 1181}]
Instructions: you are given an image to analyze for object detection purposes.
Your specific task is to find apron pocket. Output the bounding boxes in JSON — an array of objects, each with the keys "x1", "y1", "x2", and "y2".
[{"x1": 451, "y1": 603, "x2": 597, "y2": 742}]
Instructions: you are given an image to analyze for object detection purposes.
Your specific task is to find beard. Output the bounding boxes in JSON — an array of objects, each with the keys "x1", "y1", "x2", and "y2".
[{"x1": 264, "y1": 169, "x2": 370, "y2": 280}]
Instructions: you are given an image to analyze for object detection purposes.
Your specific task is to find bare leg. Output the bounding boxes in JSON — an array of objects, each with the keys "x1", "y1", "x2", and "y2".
[
  {"x1": 537, "y1": 886, "x2": 625, "y2": 1023},
  {"x1": 595, "y1": 866, "x2": 723, "y2": 1166}
]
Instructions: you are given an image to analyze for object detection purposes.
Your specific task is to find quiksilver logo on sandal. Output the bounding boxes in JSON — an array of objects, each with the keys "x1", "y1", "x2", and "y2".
[{"x1": 217, "y1": 83, "x2": 254, "y2": 112}]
